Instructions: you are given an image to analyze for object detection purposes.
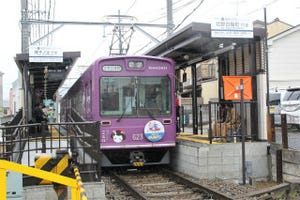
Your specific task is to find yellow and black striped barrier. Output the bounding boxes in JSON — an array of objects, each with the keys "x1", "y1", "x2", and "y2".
[
  {"x1": 34, "y1": 152, "x2": 70, "y2": 184},
  {"x1": 34, "y1": 149, "x2": 70, "y2": 200},
  {"x1": 132, "y1": 161, "x2": 144, "y2": 167},
  {"x1": 54, "y1": 184, "x2": 68, "y2": 200},
  {"x1": 72, "y1": 165, "x2": 88, "y2": 200}
]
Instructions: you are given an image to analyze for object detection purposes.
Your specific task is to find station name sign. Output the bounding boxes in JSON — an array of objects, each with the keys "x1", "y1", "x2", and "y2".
[
  {"x1": 29, "y1": 46, "x2": 63, "y2": 63},
  {"x1": 211, "y1": 17, "x2": 253, "y2": 38}
]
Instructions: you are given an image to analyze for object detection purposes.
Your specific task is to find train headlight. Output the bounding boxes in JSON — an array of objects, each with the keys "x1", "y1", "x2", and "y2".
[{"x1": 128, "y1": 61, "x2": 144, "y2": 69}]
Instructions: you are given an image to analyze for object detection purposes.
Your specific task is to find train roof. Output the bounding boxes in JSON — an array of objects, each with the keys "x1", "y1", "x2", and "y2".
[{"x1": 91, "y1": 55, "x2": 175, "y2": 64}]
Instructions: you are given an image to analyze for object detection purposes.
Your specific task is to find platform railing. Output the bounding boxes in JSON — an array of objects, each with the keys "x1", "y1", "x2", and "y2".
[
  {"x1": 0, "y1": 120, "x2": 101, "y2": 184},
  {"x1": 208, "y1": 101, "x2": 254, "y2": 143},
  {"x1": 177, "y1": 101, "x2": 255, "y2": 142}
]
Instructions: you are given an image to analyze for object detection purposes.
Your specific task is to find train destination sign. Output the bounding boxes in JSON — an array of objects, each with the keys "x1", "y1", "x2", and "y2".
[
  {"x1": 211, "y1": 17, "x2": 253, "y2": 38},
  {"x1": 29, "y1": 46, "x2": 63, "y2": 63},
  {"x1": 102, "y1": 65, "x2": 122, "y2": 72}
]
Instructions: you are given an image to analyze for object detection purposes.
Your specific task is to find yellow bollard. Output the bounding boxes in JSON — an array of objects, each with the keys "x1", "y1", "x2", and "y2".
[
  {"x1": 73, "y1": 165, "x2": 88, "y2": 200},
  {"x1": 0, "y1": 167, "x2": 6, "y2": 200}
]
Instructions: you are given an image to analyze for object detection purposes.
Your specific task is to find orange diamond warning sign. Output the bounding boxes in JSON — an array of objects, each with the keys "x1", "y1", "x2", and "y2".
[{"x1": 223, "y1": 76, "x2": 252, "y2": 100}]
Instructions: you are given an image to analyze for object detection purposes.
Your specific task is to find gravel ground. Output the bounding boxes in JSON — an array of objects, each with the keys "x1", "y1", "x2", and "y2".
[{"x1": 103, "y1": 169, "x2": 300, "y2": 200}]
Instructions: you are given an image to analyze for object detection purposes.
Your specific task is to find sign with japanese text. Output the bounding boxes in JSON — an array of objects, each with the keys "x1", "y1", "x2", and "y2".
[
  {"x1": 211, "y1": 17, "x2": 253, "y2": 38},
  {"x1": 29, "y1": 46, "x2": 63, "y2": 63}
]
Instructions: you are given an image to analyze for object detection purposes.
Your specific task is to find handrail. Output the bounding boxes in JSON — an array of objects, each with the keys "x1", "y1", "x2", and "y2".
[
  {"x1": 0, "y1": 159, "x2": 80, "y2": 200},
  {"x1": 72, "y1": 164, "x2": 88, "y2": 200}
]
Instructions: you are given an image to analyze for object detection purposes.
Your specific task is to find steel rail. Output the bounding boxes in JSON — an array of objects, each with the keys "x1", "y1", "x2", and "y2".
[
  {"x1": 162, "y1": 168, "x2": 235, "y2": 200},
  {"x1": 109, "y1": 171, "x2": 148, "y2": 200},
  {"x1": 235, "y1": 182, "x2": 290, "y2": 199}
]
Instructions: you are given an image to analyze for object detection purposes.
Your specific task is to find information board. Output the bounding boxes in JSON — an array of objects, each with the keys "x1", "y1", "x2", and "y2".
[{"x1": 211, "y1": 17, "x2": 253, "y2": 38}]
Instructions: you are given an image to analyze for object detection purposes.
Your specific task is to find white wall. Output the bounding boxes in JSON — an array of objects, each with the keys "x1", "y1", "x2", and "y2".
[
  {"x1": 202, "y1": 80, "x2": 219, "y2": 104},
  {"x1": 171, "y1": 140, "x2": 269, "y2": 180},
  {"x1": 12, "y1": 73, "x2": 23, "y2": 115},
  {"x1": 268, "y1": 28, "x2": 300, "y2": 89}
]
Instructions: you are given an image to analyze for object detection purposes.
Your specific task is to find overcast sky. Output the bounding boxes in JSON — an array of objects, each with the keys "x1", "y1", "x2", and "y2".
[{"x1": 1, "y1": 0, "x2": 300, "y2": 100}]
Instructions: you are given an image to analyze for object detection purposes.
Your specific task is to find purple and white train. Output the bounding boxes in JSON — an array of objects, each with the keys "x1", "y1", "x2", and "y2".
[{"x1": 61, "y1": 55, "x2": 177, "y2": 167}]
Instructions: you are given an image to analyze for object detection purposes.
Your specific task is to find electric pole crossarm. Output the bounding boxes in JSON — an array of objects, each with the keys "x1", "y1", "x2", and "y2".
[
  {"x1": 133, "y1": 25, "x2": 160, "y2": 44},
  {"x1": 21, "y1": 19, "x2": 168, "y2": 29},
  {"x1": 30, "y1": 24, "x2": 64, "y2": 47}
]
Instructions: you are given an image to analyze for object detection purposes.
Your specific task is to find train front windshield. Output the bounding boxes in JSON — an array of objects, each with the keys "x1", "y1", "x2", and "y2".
[{"x1": 100, "y1": 76, "x2": 171, "y2": 117}]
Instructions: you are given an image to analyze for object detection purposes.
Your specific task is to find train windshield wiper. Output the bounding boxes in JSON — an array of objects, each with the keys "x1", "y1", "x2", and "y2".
[
  {"x1": 144, "y1": 107, "x2": 156, "y2": 120},
  {"x1": 117, "y1": 101, "x2": 131, "y2": 122},
  {"x1": 117, "y1": 110, "x2": 126, "y2": 122}
]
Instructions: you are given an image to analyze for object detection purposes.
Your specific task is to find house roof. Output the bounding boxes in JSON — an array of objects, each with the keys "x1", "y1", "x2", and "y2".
[
  {"x1": 253, "y1": 18, "x2": 293, "y2": 28},
  {"x1": 268, "y1": 18, "x2": 293, "y2": 27},
  {"x1": 268, "y1": 24, "x2": 300, "y2": 44}
]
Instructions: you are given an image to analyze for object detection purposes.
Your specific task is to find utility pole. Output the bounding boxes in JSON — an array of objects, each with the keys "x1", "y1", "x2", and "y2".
[
  {"x1": 20, "y1": 0, "x2": 30, "y2": 124},
  {"x1": 264, "y1": 7, "x2": 270, "y2": 115},
  {"x1": 21, "y1": 0, "x2": 55, "y2": 52},
  {"x1": 21, "y1": 0, "x2": 30, "y2": 53},
  {"x1": 20, "y1": 0, "x2": 55, "y2": 123},
  {"x1": 166, "y1": 0, "x2": 174, "y2": 35}
]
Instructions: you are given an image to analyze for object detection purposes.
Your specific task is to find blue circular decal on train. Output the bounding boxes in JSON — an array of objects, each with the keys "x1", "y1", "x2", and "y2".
[{"x1": 144, "y1": 120, "x2": 165, "y2": 142}]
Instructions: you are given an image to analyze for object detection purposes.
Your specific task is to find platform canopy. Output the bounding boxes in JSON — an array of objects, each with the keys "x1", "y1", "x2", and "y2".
[
  {"x1": 145, "y1": 22, "x2": 265, "y2": 69},
  {"x1": 15, "y1": 51, "x2": 80, "y2": 100}
]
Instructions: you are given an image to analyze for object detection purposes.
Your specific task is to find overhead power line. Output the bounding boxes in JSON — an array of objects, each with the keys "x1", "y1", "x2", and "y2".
[
  {"x1": 125, "y1": 0, "x2": 137, "y2": 14},
  {"x1": 172, "y1": 0, "x2": 205, "y2": 33}
]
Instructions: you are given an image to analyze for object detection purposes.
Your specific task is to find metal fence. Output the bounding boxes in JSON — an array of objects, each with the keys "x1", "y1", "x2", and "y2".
[
  {"x1": 270, "y1": 113, "x2": 300, "y2": 150},
  {"x1": 0, "y1": 120, "x2": 101, "y2": 183},
  {"x1": 178, "y1": 104, "x2": 211, "y2": 134},
  {"x1": 178, "y1": 101, "x2": 255, "y2": 142}
]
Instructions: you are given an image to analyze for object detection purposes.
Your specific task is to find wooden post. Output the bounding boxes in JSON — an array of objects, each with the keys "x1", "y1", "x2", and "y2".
[
  {"x1": 281, "y1": 114, "x2": 288, "y2": 149},
  {"x1": 276, "y1": 149, "x2": 283, "y2": 183},
  {"x1": 270, "y1": 114, "x2": 276, "y2": 142}
]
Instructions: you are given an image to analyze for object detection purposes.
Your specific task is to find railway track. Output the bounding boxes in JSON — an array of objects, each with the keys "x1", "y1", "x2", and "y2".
[
  {"x1": 103, "y1": 168, "x2": 296, "y2": 200},
  {"x1": 104, "y1": 168, "x2": 236, "y2": 199}
]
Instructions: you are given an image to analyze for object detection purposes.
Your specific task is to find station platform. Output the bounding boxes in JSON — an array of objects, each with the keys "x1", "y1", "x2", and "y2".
[
  {"x1": 172, "y1": 131, "x2": 269, "y2": 181},
  {"x1": 176, "y1": 132, "x2": 229, "y2": 144},
  {"x1": 177, "y1": 132, "x2": 210, "y2": 143}
]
